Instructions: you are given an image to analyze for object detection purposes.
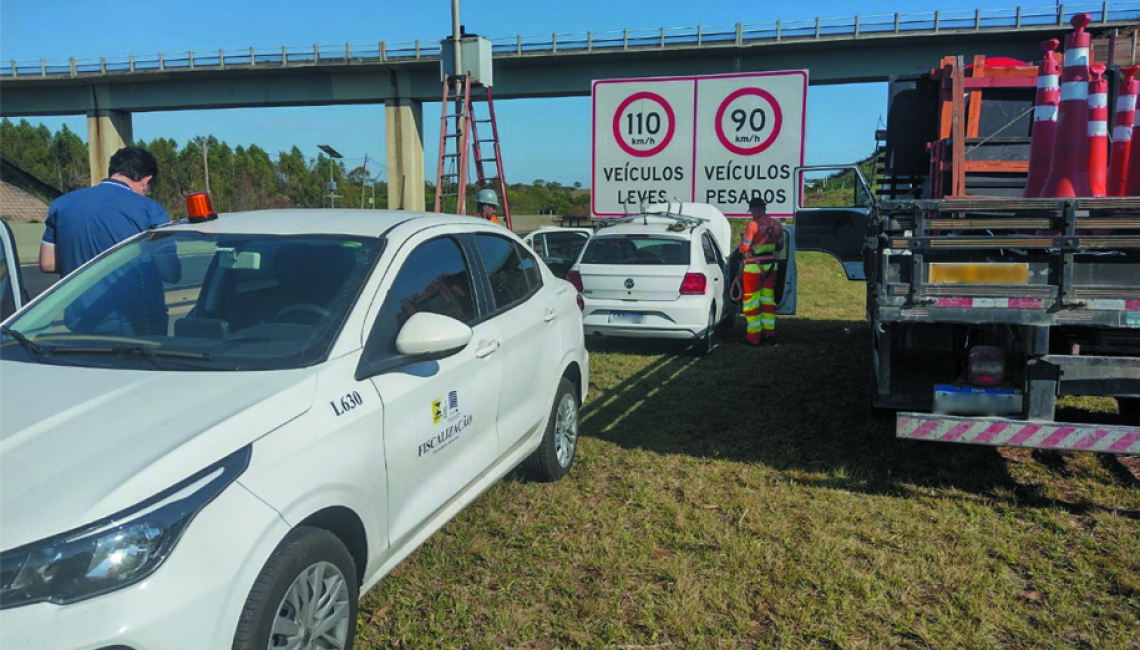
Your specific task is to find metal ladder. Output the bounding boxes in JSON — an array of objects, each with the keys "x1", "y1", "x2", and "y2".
[{"x1": 434, "y1": 74, "x2": 512, "y2": 229}]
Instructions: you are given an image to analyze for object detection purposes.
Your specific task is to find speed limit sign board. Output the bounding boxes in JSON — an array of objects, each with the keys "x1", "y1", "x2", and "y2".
[{"x1": 592, "y1": 71, "x2": 807, "y2": 217}]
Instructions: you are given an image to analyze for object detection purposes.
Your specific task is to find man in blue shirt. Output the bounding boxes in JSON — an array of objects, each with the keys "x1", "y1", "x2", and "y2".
[
  {"x1": 40, "y1": 147, "x2": 180, "y2": 336},
  {"x1": 40, "y1": 147, "x2": 170, "y2": 276}
]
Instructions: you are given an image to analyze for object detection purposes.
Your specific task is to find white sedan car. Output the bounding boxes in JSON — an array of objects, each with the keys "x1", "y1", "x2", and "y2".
[
  {"x1": 0, "y1": 209, "x2": 587, "y2": 650},
  {"x1": 568, "y1": 204, "x2": 734, "y2": 354},
  {"x1": 521, "y1": 227, "x2": 592, "y2": 280}
]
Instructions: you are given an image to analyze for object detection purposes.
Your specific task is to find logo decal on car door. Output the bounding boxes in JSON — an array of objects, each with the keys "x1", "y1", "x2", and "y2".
[{"x1": 431, "y1": 390, "x2": 460, "y2": 424}]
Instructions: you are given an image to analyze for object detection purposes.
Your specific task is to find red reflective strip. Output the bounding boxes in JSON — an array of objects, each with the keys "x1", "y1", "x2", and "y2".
[
  {"x1": 937, "y1": 297, "x2": 973, "y2": 307},
  {"x1": 974, "y1": 422, "x2": 1009, "y2": 444},
  {"x1": 1127, "y1": 300, "x2": 1140, "y2": 310},
  {"x1": 1007, "y1": 424, "x2": 1043, "y2": 446},
  {"x1": 1109, "y1": 433, "x2": 1140, "y2": 453},
  {"x1": 1073, "y1": 429, "x2": 1109, "y2": 450},
  {"x1": 909, "y1": 420, "x2": 941, "y2": 439},
  {"x1": 943, "y1": 421, "x2": 975, "y2": 442},
  {"x1": 1040, "y1": 426, "x2": 1077, "y2": 448},
  {"x1": 1009, "y1": 298, "x2": 1044, "y2": 309}
]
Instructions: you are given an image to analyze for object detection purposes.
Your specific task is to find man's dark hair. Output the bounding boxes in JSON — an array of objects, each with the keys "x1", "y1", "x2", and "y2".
[
  {"x1": 108, "y1": 147, "x2": 159, "y2": 183},
  {"x1": 748, "y1": 196, "x2": 767, "y2": 211}
]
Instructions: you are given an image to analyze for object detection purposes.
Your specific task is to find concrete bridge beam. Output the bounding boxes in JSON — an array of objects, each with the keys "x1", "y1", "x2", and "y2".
[{"x1": 86, "y1": 109, "x2": 133, "y2": 186}]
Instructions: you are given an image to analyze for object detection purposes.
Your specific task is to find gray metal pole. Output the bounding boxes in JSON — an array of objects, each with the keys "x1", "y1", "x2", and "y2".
[
  {"x1": 201, "y1": 138, "x2": 211, "y2": 195},
  {"x1": 360, "y1": 154, "x2": 368, "y2": 209}
]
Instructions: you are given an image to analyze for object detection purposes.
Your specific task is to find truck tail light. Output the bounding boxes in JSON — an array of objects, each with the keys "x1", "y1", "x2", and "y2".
[
  {"x1": 567, "y1": 270, "x2": 584, "y2": 293},
  {"x1": 186, "y1": 192, "x2": 218, "y2": 223},
  {"x1": 680, "y1": 272, "x2": 707, "y2": 295},
  {"x1": 968, "y1": 345, "x2": 1006, "y2": 386},
  {"x1": 576, "y1": 294, "x2": 585, "y2": 312}
]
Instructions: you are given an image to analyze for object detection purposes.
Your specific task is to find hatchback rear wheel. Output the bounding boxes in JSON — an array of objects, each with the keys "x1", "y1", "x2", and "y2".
[{"x1": 693, "y1": 305, "x2": 716, "y2": 356}]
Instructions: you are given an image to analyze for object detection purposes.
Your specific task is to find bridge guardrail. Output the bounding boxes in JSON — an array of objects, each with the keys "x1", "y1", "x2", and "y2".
[{"x1": 4, "y1": 2, "x2": 1139, "y2": 79}]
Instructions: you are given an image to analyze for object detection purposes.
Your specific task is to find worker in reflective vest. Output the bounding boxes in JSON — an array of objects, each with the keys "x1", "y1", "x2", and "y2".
[
  {"x1": 475, "y1": 189, "x2": 502, "y2": 225},
  {"x1": 738, "y1": 197, "x2": 784, "y2": 346}
]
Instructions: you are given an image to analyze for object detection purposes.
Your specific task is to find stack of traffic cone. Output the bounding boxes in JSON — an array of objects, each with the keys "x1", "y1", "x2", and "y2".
[
  {"x1": 1108, "y1": 66, "x2": 1139, "y2": 196},
  {"x1": 1041, "y1": 13, "x2": 1094, "y2": 198},
  {"x1": 1025, "y1": 39, "x2": 1061, "y2": 198},
  {"x1": 1088, "y1": 64, "x2": 1109, "y2": 197}
]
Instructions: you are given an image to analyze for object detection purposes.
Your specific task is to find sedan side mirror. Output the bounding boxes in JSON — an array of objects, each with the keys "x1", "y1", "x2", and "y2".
[
  {"x1": 395, "y1": 312, "x2": 472, "y2": 357},
  {"x1": 355, "y1": 312, "x2": 473, "y2": 380}
]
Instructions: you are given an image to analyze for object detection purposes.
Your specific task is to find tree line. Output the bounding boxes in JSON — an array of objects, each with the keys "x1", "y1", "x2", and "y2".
[{"x1": 0, "y1": 118, "x2": 590, "y2": 218}]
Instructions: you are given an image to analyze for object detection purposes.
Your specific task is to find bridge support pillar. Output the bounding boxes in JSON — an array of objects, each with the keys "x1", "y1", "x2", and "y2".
[
  {"x1": 86, "y1": 109, "x2": 133, "y2": 186},
  {"x1": 385, "y1": 98, "x2": 424, "y2": 210}
]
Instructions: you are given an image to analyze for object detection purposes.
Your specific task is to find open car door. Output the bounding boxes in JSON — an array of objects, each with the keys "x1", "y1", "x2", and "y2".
[
  {"x1": 793, "y1": 165, "x2": 871, "y2": 282},
  {"x1": 0, "y1": 220, "x2": 28, "y2": 321}
]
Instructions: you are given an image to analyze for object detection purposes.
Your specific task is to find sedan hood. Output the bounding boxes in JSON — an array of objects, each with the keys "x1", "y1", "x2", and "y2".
[{"x1": 0, "y1": 361, "x2": 316, "y2": 550}]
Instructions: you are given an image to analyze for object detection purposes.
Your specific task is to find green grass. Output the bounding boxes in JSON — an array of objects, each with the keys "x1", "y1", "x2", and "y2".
[{"x1": 356, "y1": 251, "x2": 1140, "y2": 650}]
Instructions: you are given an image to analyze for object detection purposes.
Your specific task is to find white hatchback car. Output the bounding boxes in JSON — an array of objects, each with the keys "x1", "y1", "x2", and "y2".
[
  {"x1": 568, "y1": 204, "x2": 735, "y2": 354},
  {"x1": 0, "y1": 210, "x2": 587, "y2": 650}
]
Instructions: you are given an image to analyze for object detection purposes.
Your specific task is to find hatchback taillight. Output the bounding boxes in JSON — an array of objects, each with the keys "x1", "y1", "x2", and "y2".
[
  {"x1": 567, "y1": 270, "x2": 584, "y2": 293},
  {"x1": 680, "y1": 272, "x2": 707, "y2": 295},
  {"x1": 968, "y1": 345, "x2": 1006, "y2": 386}
]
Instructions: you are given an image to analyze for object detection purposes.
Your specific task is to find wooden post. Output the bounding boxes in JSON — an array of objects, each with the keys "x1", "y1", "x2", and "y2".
[
  {"x1": 553, "y1": 32, "x2": 558, "y2": 53},
  {"x1": 735, "y1": 22, "x2": 743, "y2": 45},
  {"x1": 623, "y1": 29, "x2": 629, "y2": 50},
  {"x1": 660, "y1": 27, "x2": 665, "y2": 48},
  {"x1": 100, "y1": 57, "x2": 105, "y2": 74},
  {"x1": 697, "y1": 25, "x2": 703, "y2": 45},
  {"x1": 129, "y1": 54, "x2": 134, "y2": 72},
  {"x1": 251, "y1": 46, "x2": 255, "y2": 66},
  {"x1": 975, "y1": 8, "x2": 981, "y2": 30},
  {"x1": 41, "y1": 58, "x2": 46, "y2": 77},
  {"x1": 71, "y1": 57, "x2": 77, "y2": 77},
  {"x1": 282, "y1": 46, "x2": 288, "y2": 64},
  {"x1": 189, "y1": 50, "x2": 195, "y2": 70},
  {"x1": 1058, "y1": 5, "x2": 1065, "y2": 26},
  {"x1": 159, "y1": 52, "x2": 164, "y2": 71},
  {"x1": 380, "y1": 42, "x2": 387, "y2": 61},
  {"x1": 219, "y1": 48, "x2": 225, "y2": 69},
  {"x1": 814, "y1": 17, "x2": 821, "y2": 38},
  {"x1": 894, "y1": 13, "x2": 900, "y2": 33},
  {"x1": 314, "y1": 44, "x2": 320, "y2": 63},
  {"x1": 1016, "y1": 7, "x2": 1022, "y2": 28},
  {"x1": 776, "y1": 20, "x2": 782, "y2": 41},
  {"x1": 587, "y1": 31, "x2": 592, "y2": 52},
  {"x1": 854, "y1": 15, "x2": 861, "y2": 37},
  {"x1": 934, "y1": 11, "x2": 940, "y2": 32}
]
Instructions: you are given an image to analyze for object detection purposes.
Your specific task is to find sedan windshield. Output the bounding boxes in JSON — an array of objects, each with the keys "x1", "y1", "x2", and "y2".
[
  {"x1": 580, "y1": 236, "x2": 689, "y2": 265},
  {"x1": 1, "y1": 231, "x2": 383, "y2": 371}
]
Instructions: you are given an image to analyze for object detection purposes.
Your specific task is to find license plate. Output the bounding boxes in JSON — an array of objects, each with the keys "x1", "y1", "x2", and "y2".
[
  {"x1": 929, "y1": 263, "x2": 1029, "y2": 285},
  {"x1": 609, "y1": 311, "x2": 644, "y2": 324},
  {"x1": 933, "y1": 384, "x2": 1023, "y2": 416}
]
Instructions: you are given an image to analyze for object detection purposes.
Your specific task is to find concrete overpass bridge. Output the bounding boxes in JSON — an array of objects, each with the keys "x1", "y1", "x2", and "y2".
[{"x1": 2, "y1": 2, "x2": 1138, "y2": 209}]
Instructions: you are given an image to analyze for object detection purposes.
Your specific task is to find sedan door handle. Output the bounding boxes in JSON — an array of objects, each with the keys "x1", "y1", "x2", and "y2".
[
  {"x1": 475, "y1": 340, "x2": 500, "y2": 358},
  {"x1": 543, "y1": 308, "x2": 557, "y2": 322}
]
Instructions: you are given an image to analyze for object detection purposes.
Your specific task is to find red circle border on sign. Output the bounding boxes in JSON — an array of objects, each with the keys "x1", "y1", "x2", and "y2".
[
  {"x1": 612, "y1": 91, "x2": 676, "y2": 158},
  {"x1": 714, "y1": 87, "x2": 783, "y2": 156}
]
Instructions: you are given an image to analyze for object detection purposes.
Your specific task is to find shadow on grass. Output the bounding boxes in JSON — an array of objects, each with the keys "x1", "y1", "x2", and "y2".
[{"x1": 581, "y1": 316, "x2": 1139, "y2": 519}]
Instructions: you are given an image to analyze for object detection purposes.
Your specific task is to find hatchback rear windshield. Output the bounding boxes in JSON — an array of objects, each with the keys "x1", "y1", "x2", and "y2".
[
  {"x1": 1, "y1": 231, "x2": 383, "y2": 371},
  {"x1": 580, "y1": 236, "x2": 689, "y2": 265}
]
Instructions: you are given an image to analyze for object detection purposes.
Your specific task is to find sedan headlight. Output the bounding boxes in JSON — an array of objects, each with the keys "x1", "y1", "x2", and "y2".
[{"x1": 0, "y1": 447, "x2": 249, "y2": 609}]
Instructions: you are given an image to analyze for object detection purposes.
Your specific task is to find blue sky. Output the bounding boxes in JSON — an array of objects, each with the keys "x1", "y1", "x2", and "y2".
[{"x1": 2, "y1": 0, "x2": 1049, "y2": 184}]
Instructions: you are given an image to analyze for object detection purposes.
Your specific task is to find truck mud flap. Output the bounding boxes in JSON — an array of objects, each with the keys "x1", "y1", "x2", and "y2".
[{"x1": 897, "y1": 412, "x2": 1140, "y2": 455}]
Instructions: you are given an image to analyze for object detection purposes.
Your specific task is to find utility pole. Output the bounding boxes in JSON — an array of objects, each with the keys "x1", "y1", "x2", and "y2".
[
  {"x1": 199, "y1": 137, "x2": 211, "y2": 194},
  {"x1": 360, "y1": 154, "x2": 369, "y2": 209}
]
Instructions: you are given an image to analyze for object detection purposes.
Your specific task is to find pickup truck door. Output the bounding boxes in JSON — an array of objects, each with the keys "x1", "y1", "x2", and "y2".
[
  {"x1": 0, "y1": 220, "x2": 28, "y2": 321},
  {"x1": 792, "y1": 165, "x2": 872, "y2": 283}
]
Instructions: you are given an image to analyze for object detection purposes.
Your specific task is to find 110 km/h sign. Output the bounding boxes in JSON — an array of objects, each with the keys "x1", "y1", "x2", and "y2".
[{"x1": 592, "y1": 71, "x2": 807, "y2": 218}]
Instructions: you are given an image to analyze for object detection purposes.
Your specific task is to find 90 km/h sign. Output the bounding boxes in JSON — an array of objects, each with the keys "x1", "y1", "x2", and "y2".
[{"x1": 592, "y1": 71, "x2": 807, "y2": 218}]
